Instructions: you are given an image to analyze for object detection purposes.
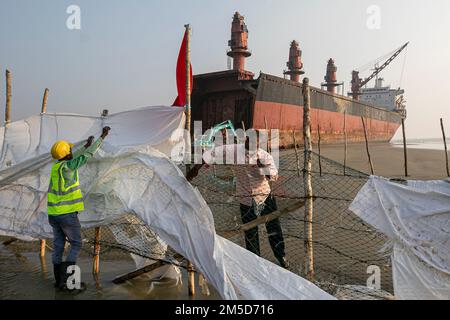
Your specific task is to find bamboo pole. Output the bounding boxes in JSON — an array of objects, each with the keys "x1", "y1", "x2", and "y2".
[
  {"x1": 187, "y1": 261, "x2": 195, "y2": 297},
  {"x1": 241, "y1": 120, "x2": 246, "y2": 132},
  {"x1": 3, "y1": 238, "x2": 17, "y2": 246},
  {"x1": 40, "y1": 254, "x2": 47, "y2": 278},
  {"x1": 184, "y1": 24, "x2": 195, "y2": 298},
  {"x1": 343, "y1": 110, "x2": 348, "y2": 176},
  {"x1": 317, "y1": 124, "x2": 322, "y2": 176},
  {"x1": 5, "y1": 70, "x2": 11, "y2": 124},
  {"x1": 113, "y1": 261, "x2": 166, "y2": 284},
  {"x1": 292, "y1": 130, "x2": 301, "y2": 177},
  {"x1": 440, "y1": 118, "x2": 450, "y2": 177},
  {"x1": 264, "y1": 115, "x2": 271, "y2": 153},
  {"x1": 401, "y1": 118, "x2": 409, "y2": 177},
  {"x1": 361, "y1": 116, "x2": 375, "y2": 175},
  {"x1": 219, "y1": 200, "x2": 306, "y2": 239},
  {"x1": 39, "y1": 71, "x2": 49, "y2": 258},
  {"x1": 93, "y1": 227, "x2": 101, "y2": 275},
  {"x1": 185, "y1": 24, "x2": 192, "y2": 137},
  {"x1": 198, "y1": 273, "x2": 210, "y2": 296},
  {"x1": 302, "y1": 78, "x2": 314, "y2": 281},
  {"x1": 41, "y1": 88, "x2": 49, "y2": 113},
  {"x1": 39, "y1": 239, "x2": 46, "y2": 258}
]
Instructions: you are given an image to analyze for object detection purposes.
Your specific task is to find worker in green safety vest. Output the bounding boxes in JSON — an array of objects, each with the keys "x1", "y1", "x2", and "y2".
[{"x1": 48, "y1": 126, "x2": 110, "y2": 290}]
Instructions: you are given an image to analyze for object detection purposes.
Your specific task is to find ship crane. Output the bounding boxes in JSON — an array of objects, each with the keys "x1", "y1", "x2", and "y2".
[{"x1": 350, "y1": 42, "x2": 409, "y2": 100}]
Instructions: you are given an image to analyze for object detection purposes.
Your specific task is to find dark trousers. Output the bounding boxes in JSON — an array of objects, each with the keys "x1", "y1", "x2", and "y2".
[
  {"x1": 48, "y1": 212, "x2": 82, "y2": 264},
  {"x1": 239, "y1": 194, "x2": 286, "y2": 260}
]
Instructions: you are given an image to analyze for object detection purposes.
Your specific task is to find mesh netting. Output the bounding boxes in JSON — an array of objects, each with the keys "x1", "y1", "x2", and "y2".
[
  {"x1": 187, "y1": 149, "x2": 394, "y2": 299},
  {"x1": 25, "y1": 148, "x2": 394, "y2": 300}
]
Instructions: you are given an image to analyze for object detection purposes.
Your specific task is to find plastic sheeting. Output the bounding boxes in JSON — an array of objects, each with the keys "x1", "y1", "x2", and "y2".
[
  {"x1": 0, "y1": 106, "x2": 334, "y2": 300},
  {"x1": 0, "y1": 106, "x2": 185, "y2": 169},
  {"x1": 349, "y1": 176, "x2": 450, "y2": 300}
]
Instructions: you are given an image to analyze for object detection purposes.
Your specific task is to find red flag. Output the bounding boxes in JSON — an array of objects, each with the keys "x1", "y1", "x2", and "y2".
[{"x1": 172, "y1": 29, "x2": 193, "y2": 107}]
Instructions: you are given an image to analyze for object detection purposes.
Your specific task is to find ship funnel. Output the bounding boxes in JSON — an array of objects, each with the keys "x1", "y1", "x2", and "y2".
[
  {"x1": 284, "y1": 40, "x2": 304, "y2": 82},
  {"x1": 324, "y1": 58, "x2": 338, "y2": 93},
  {"x1": 227, "y1": 12, "x2": 251, "y2": 71}
]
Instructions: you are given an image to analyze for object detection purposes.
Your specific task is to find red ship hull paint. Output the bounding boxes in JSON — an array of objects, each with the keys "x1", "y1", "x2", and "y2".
[
  {"x1": 191, "y1": 71, "x2": 403, "y2": 148},
  {"x1": 253, "y1": 100, "x2": 401, "y2": 147}
]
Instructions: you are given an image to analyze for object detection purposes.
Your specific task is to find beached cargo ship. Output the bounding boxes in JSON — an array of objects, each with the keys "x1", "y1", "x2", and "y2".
[{"x1": 192, "y1": 12, "x2": 406, "y2": 147}]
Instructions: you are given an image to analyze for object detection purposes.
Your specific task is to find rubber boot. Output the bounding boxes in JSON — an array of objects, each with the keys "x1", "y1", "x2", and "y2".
[
  {"x1": 53, "y1": 264, "x2": 61, "y2": 288},
  {"x1": 59, "y1": 261, "x2": 86, "y2": 293}
]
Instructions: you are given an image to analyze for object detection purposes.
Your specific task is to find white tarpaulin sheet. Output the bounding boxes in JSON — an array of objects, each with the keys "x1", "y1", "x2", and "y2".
[
  {"x1": 349, "y1": 176, "x2": 450, "y2": 300},
  {"x1": 0, "y1": 106, "x2": 333, "y2": 300}
]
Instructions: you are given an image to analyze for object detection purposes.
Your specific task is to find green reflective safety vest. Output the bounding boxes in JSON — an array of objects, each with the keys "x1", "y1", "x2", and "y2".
[{"x1": 47, "y1": 161, "x2": 84, "y2": 215}]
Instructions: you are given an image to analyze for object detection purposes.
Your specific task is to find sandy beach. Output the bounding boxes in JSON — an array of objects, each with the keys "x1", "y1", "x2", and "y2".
[{"x1": 318, "y1": 142, "x2": 450, "y2": 180}]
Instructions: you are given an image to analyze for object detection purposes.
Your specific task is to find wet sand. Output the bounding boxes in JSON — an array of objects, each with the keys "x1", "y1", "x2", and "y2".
[
  {"x1": 0, "y1": 239, "x2": 219, "y2": 300},
  {"x1": 318, "y1": 142, "x2": 449, "y2": 180}
]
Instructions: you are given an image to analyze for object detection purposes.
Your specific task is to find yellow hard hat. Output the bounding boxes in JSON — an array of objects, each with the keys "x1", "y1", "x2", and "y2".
[{"x1": 51, "y1": 141, "x2": 74, "y2": 160}]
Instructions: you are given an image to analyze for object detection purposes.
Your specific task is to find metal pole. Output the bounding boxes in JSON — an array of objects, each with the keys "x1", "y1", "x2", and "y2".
[
  {"x1": 41, "y1": 88, "x2": 49, "y2": 113},
  {"x1": 361, "y1": 116, "x2": 375, "y2": 175},
  {"x1": 5, "y1": 70, "x2": 11, "y2": 125},
  {"x1": 440, "y1": 118, "x2": 450, "y2": 177},
  {"x1": 401, "y1": 118, "x2": 409, "y2": 177},
  {"x1": 302, "y1": 78, "x2": 314, "y2": 281}
]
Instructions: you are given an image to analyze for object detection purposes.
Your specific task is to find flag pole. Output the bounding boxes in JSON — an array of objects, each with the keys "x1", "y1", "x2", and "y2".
[
  {"x1": 185, "y1": 24, "x2": 191, "y2": 135},
  {"x1": 183, "y1": 24, "x2": 196, "y2": 298}
]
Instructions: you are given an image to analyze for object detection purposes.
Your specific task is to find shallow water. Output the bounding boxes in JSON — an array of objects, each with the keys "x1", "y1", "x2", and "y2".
[
  {"x1": 391, "y1": 138, "x2": 448, "y2": 151},
  {"x1": 0, "y1": 244, "x2": 219, "y2": 300}
]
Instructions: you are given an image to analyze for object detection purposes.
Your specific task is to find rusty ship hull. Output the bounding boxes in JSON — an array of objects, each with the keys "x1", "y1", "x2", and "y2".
[{"x1": 192, "y1": 70, "x2": 402, "y2": 147}]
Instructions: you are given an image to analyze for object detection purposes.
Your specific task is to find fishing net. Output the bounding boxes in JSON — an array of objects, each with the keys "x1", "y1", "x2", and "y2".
[
  {"x1": 6, "y1": 146, "x2": 394, "y2": 300},
  {"x1": 187, "y1": 148, "x2": 394, "y2": 300},
  {"x1": 1, "y1": 126, "x2": 395, "y2": 299}
]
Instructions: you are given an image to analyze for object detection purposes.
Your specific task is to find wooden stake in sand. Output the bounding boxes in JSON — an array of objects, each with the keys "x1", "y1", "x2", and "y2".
[
  {"x1": 401, "y1": 118, "x2": 409, "y2": 177},
  {"x1": 41, "y1": 88, "x2": 49, "y2": 114},
  {"x1": 361, "y1": 116, "x2": 375, "y2": 175},
  {"x1": 39, "y1": 239, "x2": 46, "y2": 258},
  {"x1": 38, "y1": 89, "x2": 50, "y2": 258},
  {"x1": 198, "y1": 273, "x2": 210, "y2": 296},
  {"x1": 302, "y1": 78, "x2": 314, "y2": 281},
  {"x1": 292, "y1": 130, "x2": 301, "y2": 177},
  {"x1": 93, "y1": 227, "x2": 101, "y2": 275},
  {"x1": 5, "y1": 70, "x2": 11, "y2": 124},
  {"x1": 317, "y1": 124, "x2": 322, "y2": 176},
  {"x1": 264, "y1": 115, "x2": 271, "y2": 153},
  {"x1": 184, "y1": 24, "x2": 196, "y2": 298},
  {"x1": 2, "y1": 238, "x2": 17, "y2": 246},
  {"x1": 440, "y1": 118, "x2": 450, "y2": 177}
]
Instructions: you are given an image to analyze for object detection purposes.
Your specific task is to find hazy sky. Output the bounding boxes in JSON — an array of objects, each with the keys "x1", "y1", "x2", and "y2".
[{"x1": 1, "y1": 0, "x2": 449, "y2": 139}]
